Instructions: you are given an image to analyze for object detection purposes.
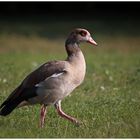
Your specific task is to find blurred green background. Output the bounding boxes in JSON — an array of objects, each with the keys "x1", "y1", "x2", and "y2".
[
  {"x1": 0, "y1": 2, "x2": 140, "y2": 138},
  {"x1": 0, "y1": 2, "x2": 140, "y2": 52}
]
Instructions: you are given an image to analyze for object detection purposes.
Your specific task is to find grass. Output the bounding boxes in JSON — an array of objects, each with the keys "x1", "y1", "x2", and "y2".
[{"x1": 0, "y1": 18, "x2": 140, "y2": 138}]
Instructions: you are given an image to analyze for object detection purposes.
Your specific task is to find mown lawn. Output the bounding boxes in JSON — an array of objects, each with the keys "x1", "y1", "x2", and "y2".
[{"x1": 0, "y1": 19, "x2": 140, "y2": 138}]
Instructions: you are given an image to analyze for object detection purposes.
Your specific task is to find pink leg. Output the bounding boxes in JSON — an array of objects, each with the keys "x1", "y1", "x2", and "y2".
[
  {"x1": 55, "y1": 100, "x2": 80, "y2": 125},
  {"x1": 40, "y1": 104, "x2": 47, "y2": 128}
]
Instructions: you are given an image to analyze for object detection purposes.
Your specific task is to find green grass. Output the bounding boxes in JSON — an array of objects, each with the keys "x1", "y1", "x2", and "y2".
[{"x1": 0, "y1": 19, "x2": 140, "y2": 138}]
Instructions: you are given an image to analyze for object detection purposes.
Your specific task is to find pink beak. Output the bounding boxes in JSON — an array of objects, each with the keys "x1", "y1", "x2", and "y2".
[{"x1": 87, "y1": 36, "x2": 97, "y2": 46}]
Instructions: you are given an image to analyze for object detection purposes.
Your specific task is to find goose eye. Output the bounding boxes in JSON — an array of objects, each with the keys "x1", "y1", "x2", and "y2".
[{"x1": 79, "y1": 31, "x2": 87, "y2": 37}]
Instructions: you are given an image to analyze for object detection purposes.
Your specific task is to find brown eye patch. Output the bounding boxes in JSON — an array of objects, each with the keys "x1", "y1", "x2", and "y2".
[{"x1": 79, "y1": 31, "x2": 87, "y2": 37}]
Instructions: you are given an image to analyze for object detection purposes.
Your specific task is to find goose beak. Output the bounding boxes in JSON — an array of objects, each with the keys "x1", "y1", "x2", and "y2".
[{"x1": 87, "y1": 36, "x2": 97, "y2": 46}]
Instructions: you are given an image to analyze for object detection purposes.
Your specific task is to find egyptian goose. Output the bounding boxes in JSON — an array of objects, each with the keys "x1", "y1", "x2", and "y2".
[{"x1": 0, "y1": 28, "x2": 97, "y2": 127}]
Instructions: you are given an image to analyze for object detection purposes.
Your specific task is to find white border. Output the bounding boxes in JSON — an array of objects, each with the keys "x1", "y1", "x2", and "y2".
[{"x1": 0, "y1": 0, "x2": 140, "y2": 1}]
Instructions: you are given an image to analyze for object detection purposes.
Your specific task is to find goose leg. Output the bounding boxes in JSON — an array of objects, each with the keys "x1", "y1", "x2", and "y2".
[
  {"x1": 40, "y1": 104, "x2": 47, "y2": 128},
  {"x1": 55, "y1": 100, "x2": 80, "y2": 125}
]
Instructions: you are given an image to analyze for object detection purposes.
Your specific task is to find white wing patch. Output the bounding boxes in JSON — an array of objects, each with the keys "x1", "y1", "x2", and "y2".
[
  {"x1": 35, "y1": 71, "x2": 64, "y2": 87},
  {"x1": 49, "y1": 72, "x2": 64, "y2": 78}
]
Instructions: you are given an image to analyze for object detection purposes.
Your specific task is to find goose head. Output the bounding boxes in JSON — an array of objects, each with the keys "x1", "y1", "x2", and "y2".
[{"x1": 66, "y1": 28, "x2": 97, "y2": 46}]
